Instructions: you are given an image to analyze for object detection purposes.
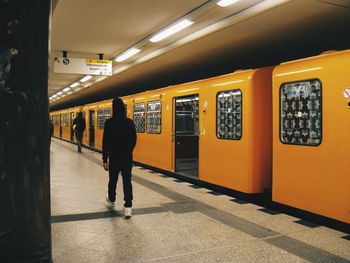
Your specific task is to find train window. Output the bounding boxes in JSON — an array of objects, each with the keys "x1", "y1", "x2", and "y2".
[
  {"x1": 104, "y1": 107, "x2": 111, "y2": 123},
  {"x1": 175, "y1": 96, "x2": 199, "y2": 134},
  {"x1": 133, "y1": 103, "x2": 145, "y2": 133},
  {"x1": 53, "y1": 115, "x2": 59, "y2": 126},
  {"x1": 63, "y1": 114, "x2": 69, "y2": 127},
  {"x1": 280, "y1": 79, "x2": 322, "y2": 146},
  {"x1": 146, "y1": 100, "x2": 161, "y2": 134},
  {"x1": 216, "y1": 89, "x2": 242, "y2": 140},
  {"x1": 97, "y1": 109, "x2": 104, "y2": 130}
]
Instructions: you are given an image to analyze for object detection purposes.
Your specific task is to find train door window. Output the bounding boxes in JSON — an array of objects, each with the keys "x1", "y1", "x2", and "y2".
[
  {"x1": 63, "y1": 114, "x2": 69, "y2": 127},
  {"x1": 280, "y1": 79, "x2": 322, "y2": 146},
  {"x1": 133, "y1": 103, "x2": 145, "y2": 133},
  {"x1": 70, "y1": 112, "x2": 75, "y2": 141},
  {"x1": 53, "y1": 115, "x2": 59, "y2": 126},
  {"x1": 175, "y1": 96, "x2": 199, "y2": 134},
  {"x1": 174, "y1": 94, "x2": 199, "y2": 178},
  {"x1": 59, "y1": 114, "x2": 63, "y2": 138},
  {"x1": 146, "y1": 100, "x2": 161, "y2": 134},
  {"x1": 97, "y1": 109, "x2": 104, "y2": 130},
  {"x1": 89, "y1": 110, "x2": 95, "y2": 147},
  {"x1": 104, "y1": 107, "x2": 111, "y2": 123},
  {"x1": 217, "y1": 89, "x2": 242, "y2": 140}
]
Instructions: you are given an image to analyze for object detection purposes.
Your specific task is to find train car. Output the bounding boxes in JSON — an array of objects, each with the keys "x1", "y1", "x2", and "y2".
[
  {"x1": 50, "y1": 49, "x2": 350, "y2": 223},
  {"x1": 123, "y1": 67, "x2": 273, "y2": 193},
  {"x1": 52, "y1": 107, "x2": 83, "y2": 142},
  {"x1": 272, "y1": 50, "x2": 350, "y2": 224}
]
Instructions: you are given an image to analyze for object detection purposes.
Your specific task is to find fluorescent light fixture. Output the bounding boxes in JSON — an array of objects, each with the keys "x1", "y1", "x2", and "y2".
[
  {"x1": 52, "y1": 94, "x2": 57, "y2": 98},
  {"x1": 217, "y1": 0, "x2": 239, "y2": 7},
  {"x1": 70, "y1": 82, "x2": 80, "y2": 88},
  {"x1": 80, "y1": 75, "x2": 93, "y2": 82},
  {"x1": 115, "y1": 48, "x2": 141, "y2": 62},
  {"x1": 62, "y1": 87, "x2": 71, "y2": 92},
  {"x1": 56, "y1": 91, "x2": 63, "y2": 95},
  {"x1": 150, "y1": 19, "x2": 194, "y2": 42}
]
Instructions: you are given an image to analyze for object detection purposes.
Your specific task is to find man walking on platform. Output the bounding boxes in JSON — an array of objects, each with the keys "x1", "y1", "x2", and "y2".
[
  {"x1": 73, "y1": 112, "x2": 86, "y2": 153},
  {"x1": 102, "y1": 98, "x2": 137, "y2": 219}
]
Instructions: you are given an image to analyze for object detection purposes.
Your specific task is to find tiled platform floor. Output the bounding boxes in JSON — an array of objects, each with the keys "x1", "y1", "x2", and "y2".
[{"x1": 50, "y1": 138, "x2": 350, "y2": 263}]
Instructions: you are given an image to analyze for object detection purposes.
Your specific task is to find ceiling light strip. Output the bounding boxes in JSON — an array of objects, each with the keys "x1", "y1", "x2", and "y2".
[
  {"x1": 70, "y1": 82, "x2": 80, "y2": 88},
  {"x1": 150, "y1": 19, "x2": 194, "y2": 42},
  {"x1": 115, "y1": 48, "x2": 141, "y2": 62},
  {"x1": 80, "y1": 75, "x2": 93, "y2": 82},
  {"x1": 217, "y1": 0, "x2": 239, "y2": 7}
]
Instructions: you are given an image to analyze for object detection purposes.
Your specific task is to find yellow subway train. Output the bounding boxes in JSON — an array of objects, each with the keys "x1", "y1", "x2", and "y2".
[{"x1": 50, "y1": 49, "x2": 350, "y2": 224}]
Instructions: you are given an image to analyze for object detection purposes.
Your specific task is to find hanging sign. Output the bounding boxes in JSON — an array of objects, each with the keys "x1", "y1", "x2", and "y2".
[{"x1": 54, "y1": 57, "x2": 112, "y2": 76}]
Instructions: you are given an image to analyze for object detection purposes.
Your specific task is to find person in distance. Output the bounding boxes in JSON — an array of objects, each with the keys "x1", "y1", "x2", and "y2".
[{"x1": 73, "y1": 112, "x2": 86, "y2": 153}]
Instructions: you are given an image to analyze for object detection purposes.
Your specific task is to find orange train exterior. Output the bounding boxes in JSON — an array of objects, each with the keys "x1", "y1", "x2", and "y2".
[
  {"x1": 50, "y1": 49, "x2": 350, "y2": 224},
  {"x1": 272, "y1": 50, "x2": 350, "y2": 224},
  {"x1": 120, "y1": 67, "x2": 273, "y2": 194}
]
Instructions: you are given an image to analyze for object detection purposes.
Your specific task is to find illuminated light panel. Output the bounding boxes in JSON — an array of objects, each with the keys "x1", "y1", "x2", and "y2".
[
  {"x1": 115, "y1": 48, "x2": 141, "y2": 62},
  {"x1": 217, "y1": 0, "x2": 239, "y2": 7},
  {"x1": 56, "y1": 91, "x2": 63, "y2": 95},
  {"x1": 70, "y1": 82, "x2": 80, "y2": 88},
  {"x1": 150, "y1": 19, "x2": 194, "y2": 42},
  {"x1": 80, "y1": 75, "x2": 93, "y2": 82},
  {"x1": 62, "y1": 87, "x2": 71, "y2": 92}
]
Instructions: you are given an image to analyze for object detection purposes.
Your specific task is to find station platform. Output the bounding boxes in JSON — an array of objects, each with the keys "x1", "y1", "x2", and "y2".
[{"x1": 50, "y1": 138, "x2": 350, "y2": 263}]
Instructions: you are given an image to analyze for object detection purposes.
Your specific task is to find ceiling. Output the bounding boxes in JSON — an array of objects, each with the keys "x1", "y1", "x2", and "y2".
[{"x1": 49, "y1": 0, "x2": 350, "y2": 110}]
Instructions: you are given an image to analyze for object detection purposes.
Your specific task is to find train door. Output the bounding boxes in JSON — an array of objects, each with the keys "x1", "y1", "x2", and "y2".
[
  {"x1": 174, "y1": 94, "x2": 199, "y2": 178},
  {"x1": 59, "y1": 114, "x2": 62, "y2": 138},
  {"x1": 70, "y1": 112, "x2": 75, "y2": 141},
  {"x1": 89, "y1": 110, "x2": 95, "y2": 147}
]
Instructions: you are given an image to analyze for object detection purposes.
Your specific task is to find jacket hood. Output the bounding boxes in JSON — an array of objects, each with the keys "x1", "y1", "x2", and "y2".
[{"x1": 112, "y1": 98, "x2": 126, "y2": 117}]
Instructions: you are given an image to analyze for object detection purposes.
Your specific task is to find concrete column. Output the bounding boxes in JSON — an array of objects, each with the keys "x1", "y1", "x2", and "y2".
[{"x1": 0, "y1": 0, "x2": 52, "y2": 262}]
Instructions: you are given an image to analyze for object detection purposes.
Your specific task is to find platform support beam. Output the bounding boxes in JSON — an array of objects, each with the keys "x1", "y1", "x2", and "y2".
[{"x1": 0, "y1": 0, "x2": 52, "y2": 262}]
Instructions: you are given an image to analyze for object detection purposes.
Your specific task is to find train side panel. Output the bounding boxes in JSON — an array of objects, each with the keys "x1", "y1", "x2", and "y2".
[
  {"x1": 199, "y1": 68, "x2": 273, "y2": 193},
  {"x1": 272, "y1": 50, "x2": 350, "y2": 223},
  {"x1": 131, "y1": 91, "x2": 173, "y2": 171}
]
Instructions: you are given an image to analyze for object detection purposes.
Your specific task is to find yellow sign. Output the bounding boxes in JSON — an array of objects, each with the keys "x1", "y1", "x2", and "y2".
[{"x1": 85, "y1": 59, "x2": 111, "y2": 64}]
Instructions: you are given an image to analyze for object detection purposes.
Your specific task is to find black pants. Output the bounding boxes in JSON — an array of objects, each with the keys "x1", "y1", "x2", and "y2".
[
  {"x1": 108, "y1": 159, "x2": 133, "y2": 207},
  {"x1": 75, "y1": 132, "x2": 83, "y2": 152}
]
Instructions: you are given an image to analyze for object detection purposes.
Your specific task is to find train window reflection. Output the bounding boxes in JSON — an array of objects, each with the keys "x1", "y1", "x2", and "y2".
[
  {"x1": 175, "y1": 95, "x2": 199, "y2": 134},
  {"x1": 216, "y1": 89, "x2": 242, "y2": 140},
  {"x1": 280, "y1": 79, "x2": 322, "y2": 146},
  {"x1": 146, "y1": 100, "x2": 161, "y2": 134},
  {"x1": 134, "y1": 103, "x2": 145, "y2": 133}
]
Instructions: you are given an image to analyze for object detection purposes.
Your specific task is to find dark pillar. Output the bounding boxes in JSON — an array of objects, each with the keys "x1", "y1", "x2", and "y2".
[{"x1": 0, "y1": 0, "x2": 52, "y2": 262}]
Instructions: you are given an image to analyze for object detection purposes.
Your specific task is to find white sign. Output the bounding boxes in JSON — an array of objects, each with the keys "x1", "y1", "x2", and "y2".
[
  {"x1": 54, "y1": 57, "x2": 112, "y2": 76},
  {"x1": 343, "y1": 88, "x2": 350, "y2": 99}
]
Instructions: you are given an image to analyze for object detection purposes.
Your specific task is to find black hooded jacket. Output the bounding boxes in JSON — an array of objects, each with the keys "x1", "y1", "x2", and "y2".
[
  {"x1": 102, "y1": 98, "x2": 137, "y2": 163},
  {"x1": 73, "y1": 112, "x2": 86, "y2": 133}
]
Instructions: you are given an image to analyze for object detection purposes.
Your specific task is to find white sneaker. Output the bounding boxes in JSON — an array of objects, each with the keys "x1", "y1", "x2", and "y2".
[
  {"x1": 105, "y1": 196, "x2": 115, "y2": 208},
  {"x1": 124, "y1": 207, "x2": 132, "y2": 219}
]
